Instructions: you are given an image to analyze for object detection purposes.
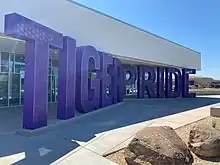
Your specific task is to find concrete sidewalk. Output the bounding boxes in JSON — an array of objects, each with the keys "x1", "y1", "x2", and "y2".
[
  {"x1": 52, "y1": 101, "x2": 215, "y2": 165},
  {"x1": 0, "y1": 97, "x2": 219, "y2": 165}
]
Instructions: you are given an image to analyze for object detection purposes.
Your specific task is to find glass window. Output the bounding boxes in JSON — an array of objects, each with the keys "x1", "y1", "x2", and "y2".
[
  {"x1": 51, "y1": 76, "x2": 56, "y2": 102},
  {"x1": 144, "y1": 72, "x2": 149, "y2": 80},
  {"x1": 1, "y1": 52, "x2": 9, "y2": 72},
  {"x1": 1, "y1": 52, "x2": 9, "y2": 66},
  {"x1": 48, "y1": 75, "x2": 57, "y2": 103},
  {"x1": 9, "y1": 54, "x2": 14, "y2": 72},
  {"x1": 88, "y1": 70, "x2": 97, "y2": 79},
  {"x1": 51, "y1": 59, "x2": 58, "y2": 76},
  {"x1": 55, "y1": 76, "x2": 58, "y2": 101},
  {"x1": 48, "y1": 49, "x2": 59, "y2": 103},
  {"x1": 9, "y1": 73, "x2": 20, "y2": 106},
  {"x1": 1, "y1": 66, "x2": 9, "y2": 73},
  {"x1": 20, "y1": 71, "x2": 24, "y2": 105},
  {"x1": 49, "y1": 58, "x2": 52, "y2": 75},
  {"x1": 0, "y1": 73, "x2": 8, "y2": 106},
  {"x1": 48, "y1": 75, "x2": 51, "y2": 102},
  {"x1": 125, "y1": 71, "x2": 131, "y2": 80},
  {"x1": 15, "y1": 55, "x2": 25, "y2": 74}
]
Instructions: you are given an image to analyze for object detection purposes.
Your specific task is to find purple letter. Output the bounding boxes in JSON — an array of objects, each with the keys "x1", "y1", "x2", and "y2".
[
  {"x1": 99, "y1": 52, "x2": 113, "y2": 108},
  {"x1": 137, "y1": 66, "x2": 156, "y2": 98},
  {"x1": 5, "y1": 13, "x2": 63, "y2": 129},
  {"x1": 123, "y1": 65, "x2": 137, "y2": 95},
  {"x1": 124, "y1": 65, "x2": 137, "y2": 86},
  {"x1": 165, "y1": 67, "x2": 182, "y2": 98},
  {"x1": 76, "y1": 46, "x2": 101, "y2": 113},
  {"x1": 157, "y1": 67, "x2": 165, "y2": 98},
  {"x1": 112, "y1": 58, "x2": 124, "y2": 103},
  {"x1": 58, "y1": 36, "x2": 76, "y2": 120},
  {"x1": 182, "y1": 68, "x2": 196, "y2": 98}
]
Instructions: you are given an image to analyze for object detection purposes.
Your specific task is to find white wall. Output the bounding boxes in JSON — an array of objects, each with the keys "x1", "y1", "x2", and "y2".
[{"x1": 0, "y1": 0, "x2": 201, "y2": 70}]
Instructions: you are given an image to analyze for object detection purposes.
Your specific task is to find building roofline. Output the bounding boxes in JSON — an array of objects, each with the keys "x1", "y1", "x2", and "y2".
[
  {"x1": 66, "y1": 0, "x2": 201, "y2": 55},
  {"x1": 0, "y1": 33, "x2": 25, "y2": 42}
]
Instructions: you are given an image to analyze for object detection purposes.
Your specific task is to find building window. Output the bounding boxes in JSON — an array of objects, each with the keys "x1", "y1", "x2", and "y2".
[
  {"x1": 8, "y1": 54, "x2": 25, "y2": 106},
  {"x1": 48, "y1": 49, "x2": 59, "y2": 103},
  {"x1": 20, "y1": 71, "x2": 24, "y2": 105},
  {"x1": 9, "y1": 73, "x2": 20, "y2": 106},
  {"x1": 0, "y1": 49, "x2": 60, "y2": 107},
  {"x1": 15, "y1": 55, "x2": 25, "y2": 73},
  {"x1": 125, "y1": 71, "x2": 131, "y2": 80},
  {"x1": 0, "y1": 73, "x2": 8, "y2": 107},
  {"x1": 0, "y1": 52, "x2": 9, "y2": 73},
  {"x1": 9, "y1": 55, "x2": 14, "y2": 72}
]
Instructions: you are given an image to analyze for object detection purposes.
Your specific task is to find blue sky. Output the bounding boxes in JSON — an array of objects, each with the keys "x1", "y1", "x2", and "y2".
[{"x1": 73, "y1": 0, "x2": 220, "y2": 79}]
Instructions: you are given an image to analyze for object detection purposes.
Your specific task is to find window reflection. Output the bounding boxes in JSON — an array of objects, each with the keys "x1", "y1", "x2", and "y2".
[
  {"x1": 1, "y1": 52, "x2": 9, "y2": 72},
  {"x1": 15, "y1": 55, "x2": 25, "y2": 73},
  {"x1": 20, "y1": 71, "x2": 24, "y2": 105},
  {"x1": 48, "y1": 75, "x2": 51, "y2": 102},
  {"x1": 0, "y1": 48, "x2": 59, "y2": 107},
  {"x1": 9, "y1": 73, "x2": 20, "y2": 106},
  {"x1": 48, "y1": 49, "x2": 59, "y2": 103},
  {"x1": 8, "y1": 54, "x2": 24, "y2": 106},
  {"x1": 9, "y1": 55, "x2": 14, "y2": 72},
  {"x1": 0, "y1": 73, "x2": 8, "y2": 106}
]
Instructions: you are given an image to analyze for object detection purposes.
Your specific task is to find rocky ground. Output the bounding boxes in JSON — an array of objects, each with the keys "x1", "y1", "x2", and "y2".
[{"x1": 106, "y1": 117, "x2": 220, "y2": 165}]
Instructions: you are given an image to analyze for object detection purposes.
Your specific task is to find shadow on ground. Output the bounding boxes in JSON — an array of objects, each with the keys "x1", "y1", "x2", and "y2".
[
  {"x1": 53, "y1": 97, "x2": 220, "y2": 141},
  {"x1": 196, "y1": 155, "x2": 220, "y2": 162},
  {"x1": 0, "y1": 97, "x2": 219, "y2": 164}
]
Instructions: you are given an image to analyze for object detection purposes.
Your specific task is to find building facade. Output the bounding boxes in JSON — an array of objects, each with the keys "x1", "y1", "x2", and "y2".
[{"x1": 0, "y1": 0, "x2": 201, "y2": 130}]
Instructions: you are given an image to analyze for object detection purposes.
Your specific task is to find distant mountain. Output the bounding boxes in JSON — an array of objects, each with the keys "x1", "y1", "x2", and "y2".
[{"x1": 189, "y1": 76, "x2": 220, "y2": 87}]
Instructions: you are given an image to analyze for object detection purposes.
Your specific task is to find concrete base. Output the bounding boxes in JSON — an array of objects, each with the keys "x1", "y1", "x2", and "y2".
[{"x1": 210, "y1": 105, "x2": 220, "y2": 117}]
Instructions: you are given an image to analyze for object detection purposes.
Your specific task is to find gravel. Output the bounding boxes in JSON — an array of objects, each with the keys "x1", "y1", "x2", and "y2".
[{"x1": 105, "y1": 117, "x2": 220, "y2": 165}]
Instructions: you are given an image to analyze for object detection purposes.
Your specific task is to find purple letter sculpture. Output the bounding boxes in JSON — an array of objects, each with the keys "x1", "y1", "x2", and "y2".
[
  {"x1": 165, "y1": 67, "x2": 182, "y2": 98},
  {"x1": 123, "y1": 65, "x2": 137, "y2": 86},
  {"x1": 157, "y1": 67, "x2": 165, "y2": 98},
  {"x1": 123, "y1": 65, "x2": 137, "y2": 95},
  {"x1": 112, "y1": 58, "x2": 124, "y2": 103},
  {"x1": 58, "y1": 36, "x2": 76, "y2": 120},
  {"x1": 137, "y1": 66, "x2": 157, "y2": 98},
  {"x1": 182, "y1": 68, "x2": 196, "y2": 98},
  {"x1": 3, "y1": 12, "x2": 197, "y2": 130},
  {"x1": 99, "y1": 52, "x2": 114, "y2": 108},
  {"x1": 4, "y1": 13, "x2": 63, "y2": 129},
  {"x1": 76, "y1": 46, "x2": 101, "y2": 113}
]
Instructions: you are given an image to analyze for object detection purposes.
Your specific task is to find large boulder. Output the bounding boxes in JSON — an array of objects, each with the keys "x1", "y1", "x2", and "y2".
[
  {"x1": 212, "y1": 117, "x2": 220, "y2": 131},
  {"x1": 124, "y1": 126, "x2": 193, "y2": 165},
  {"x1": 188, "y1": 124, "x2": 220, "y2": 158}
]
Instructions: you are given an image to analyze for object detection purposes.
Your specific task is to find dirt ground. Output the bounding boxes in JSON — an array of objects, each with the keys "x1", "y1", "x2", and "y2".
[{"x1": 106, "y1": 117, "x2": 220, "y2": 165}]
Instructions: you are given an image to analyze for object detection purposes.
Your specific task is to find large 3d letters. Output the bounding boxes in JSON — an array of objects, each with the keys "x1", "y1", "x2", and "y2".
[
  {"x1": 5, "y1": 13, "x2": 63, "y2": 129},
  {"x1": 182, "y1": 68, "x2": 196, "y2": 98},
  {"x1": 112, "y1": 58, "x2": 124, "y2": 103},
  {"x1": 99, "y1": 52, "x2": 113, "y2": 108},
  {"x1": 76, "y1": 46, "x2": 101, "y2": 113},
  {"x1": 124, "y1": 65, "x2": 137, "y2": 86},
  {"x1": 58, "y1": 36, "x2": 76, "y2": 120},
  {"x1": 4, "y1": 13, "x2": 197, "y2": 130},
  {"x1": 137, "y1": 66, "x2": 157, "y2": 98},
  {"x1": 165, "y1": 68, "x2": 182, "y2": 98},
  {"x1": 157, "y1": 67, "x2": 165, "y2": 98}
]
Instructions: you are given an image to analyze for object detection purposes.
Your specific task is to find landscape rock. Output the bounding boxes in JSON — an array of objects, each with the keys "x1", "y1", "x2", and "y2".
[
  {"x1": 212, "y1": 117, "x2": 220, "y2": 131},
  {"x1": 188, "y1": 124, "x2": 220, "y2": 158},
  {"x1": 124, "y1": 126, "x2": 193, "y2": 165}
]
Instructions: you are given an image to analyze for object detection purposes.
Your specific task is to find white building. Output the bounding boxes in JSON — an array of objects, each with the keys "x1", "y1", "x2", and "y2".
[{"x1": 0, "y1": 0, "x2": 201, "y2": 108}]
